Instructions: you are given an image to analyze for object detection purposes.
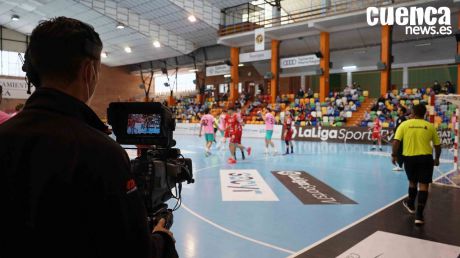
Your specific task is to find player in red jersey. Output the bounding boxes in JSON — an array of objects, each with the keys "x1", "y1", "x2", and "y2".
[
  {"x1": 283, "y1": 111, "x2": 294, "y2": 155},
  {"x1": 226, "y1": 108, "x2": 251, "y2": 164},
  {"x1": 371, "y1": 117, "x2": 383, "y2": 151}
]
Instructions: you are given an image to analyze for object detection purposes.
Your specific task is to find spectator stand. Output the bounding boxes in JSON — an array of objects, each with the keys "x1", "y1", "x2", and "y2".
[{"x1": 360, "y1": 88, "x2": 433, "y2": 129}]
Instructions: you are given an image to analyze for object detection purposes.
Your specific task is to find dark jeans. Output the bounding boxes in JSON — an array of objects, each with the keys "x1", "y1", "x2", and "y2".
[{"x1": 397, "y1": 140, "x2": 404, "y2": 168}]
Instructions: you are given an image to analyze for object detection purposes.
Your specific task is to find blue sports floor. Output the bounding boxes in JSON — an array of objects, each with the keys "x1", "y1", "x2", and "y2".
[{"x1": 153, "y1": 135, "x2": 453, "y2": 258}]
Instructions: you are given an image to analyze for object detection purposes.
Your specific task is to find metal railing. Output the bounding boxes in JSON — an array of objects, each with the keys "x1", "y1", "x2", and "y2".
[{"x1": 218, "y1": 0, "x2": 413, "y2": 36}]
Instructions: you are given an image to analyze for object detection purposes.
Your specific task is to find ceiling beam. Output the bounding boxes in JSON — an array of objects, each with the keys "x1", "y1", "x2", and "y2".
[
  {"x1": 75, "y1": 0, "x2": 196, "y2": 54},
  {"x1": 167, "y1": 0, "x2": 221, "y2": 30}
]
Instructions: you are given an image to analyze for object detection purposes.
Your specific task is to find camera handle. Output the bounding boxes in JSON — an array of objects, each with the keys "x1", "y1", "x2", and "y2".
[{"x1": 149, "y1": 204, "x2": 174, "y2": 230}]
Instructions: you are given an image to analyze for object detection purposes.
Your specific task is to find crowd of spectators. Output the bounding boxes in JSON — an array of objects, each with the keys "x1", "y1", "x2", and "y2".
[
  {"x1": 172, "y1": 96, "x2": 208, "y2": 122},
  {"x1": 240, "y1": 83, "x2": 365, "y2": 126},
  {"x1": 361, "y1": 80, "x2": 457, "y2": 129},
  {"x1": 171, "y1": 80, "x2": 457, "y2": 128}
]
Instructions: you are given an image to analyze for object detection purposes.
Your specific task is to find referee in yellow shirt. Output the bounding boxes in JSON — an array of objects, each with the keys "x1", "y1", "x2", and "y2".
[{"x1": 392, "y1": 104, "x2": 441, "y2": 225}]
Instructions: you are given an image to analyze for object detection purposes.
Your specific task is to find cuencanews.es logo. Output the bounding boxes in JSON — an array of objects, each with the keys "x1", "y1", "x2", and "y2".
[{"x1": 367, "y1": 6, "x2": 452, "y2": 35}]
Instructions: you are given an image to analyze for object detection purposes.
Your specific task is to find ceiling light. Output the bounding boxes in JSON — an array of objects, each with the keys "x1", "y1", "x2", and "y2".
[
  {"x1": 11, "y1": 15, "x2": 20, "y2": 21},
  {"x1": 124, "y1": 46, "x2": 132, "y2": 53},
  {"x1": 342, "y1": 65, "x2": 357, "y2": 70},
  {"x1": 153, "y1": 40, "x2": 161, "y2": 48},
  {"x1": 189, "y1": 69, "x2": 198, "y2": 72},
  {"x1": 188, "y1": 15, "x2": 197, "y2": 22},
  {"x1": 224, "y1": 74, "x2": 231, "y2": 78},
  {"x1": 238, "y1": 64, "x2": 244, "y2": 67},
  {"x1": 415, "y1": 42, "x2": 431, "y2": 47},
  {"x1": 101, "y1": 52, "x2": 108, "y2": 58},
  {"x1": 116, "y1": 23, "x2": 125, "y2": 29}
]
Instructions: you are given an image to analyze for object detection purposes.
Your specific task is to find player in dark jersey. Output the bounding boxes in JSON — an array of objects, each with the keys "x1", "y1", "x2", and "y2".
[{"x1": 283, "y1": 112, "x2": 294, "y2": 155}]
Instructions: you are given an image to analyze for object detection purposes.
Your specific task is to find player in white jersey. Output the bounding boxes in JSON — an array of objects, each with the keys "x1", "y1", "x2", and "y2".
[{"x1": 217, "y1": 109, "x2": 228, "y2": 150}]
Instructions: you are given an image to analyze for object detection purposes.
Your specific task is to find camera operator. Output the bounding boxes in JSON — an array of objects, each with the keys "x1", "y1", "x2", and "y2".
[{"x1": 0, "y1": 17, "x2": 177, "y2": 258}]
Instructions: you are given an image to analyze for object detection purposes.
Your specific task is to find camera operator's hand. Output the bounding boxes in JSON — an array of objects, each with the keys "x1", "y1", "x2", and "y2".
[{"x1": 153, "y1": 218, "x2": 175, "y2": 243}]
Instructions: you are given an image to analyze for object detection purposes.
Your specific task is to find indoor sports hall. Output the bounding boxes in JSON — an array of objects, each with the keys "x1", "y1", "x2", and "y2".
[{"x1": 0, "y1": 0, "x2": 459, "y2": 258}]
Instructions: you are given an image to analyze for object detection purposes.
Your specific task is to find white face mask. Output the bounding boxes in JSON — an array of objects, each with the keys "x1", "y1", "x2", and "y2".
[{"x1": 85, "y1": 64, "x2": 99, "y2": 105}]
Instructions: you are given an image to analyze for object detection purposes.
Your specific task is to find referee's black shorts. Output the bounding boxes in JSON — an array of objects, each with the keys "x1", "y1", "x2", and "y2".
[{"x1": 403, "y1": 155, "x2": 434, "y2": 183}]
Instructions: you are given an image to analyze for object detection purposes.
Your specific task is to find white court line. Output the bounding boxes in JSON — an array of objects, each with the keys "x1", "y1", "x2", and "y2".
[
  {"x1": 363, "y1": 151, "x2": 452, "y2": 164},
  {"x1": 182, "y1": 204, "x2": 295, "y2": 254},
  {"x1": 285, "y1": 195, "x2": 407, "y2": 258},
  {"x1": 194, "y1": 155, "x2": 282, "y2": 173},
  {"x1": 183, "y1": 154, "x2": 296, "y2": 254},
  {"x1": 286, "y1": 170, "x2": 452, "y2": 258}
]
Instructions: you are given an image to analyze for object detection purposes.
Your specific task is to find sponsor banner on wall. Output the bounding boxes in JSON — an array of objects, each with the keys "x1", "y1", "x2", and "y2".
[
  {"x1": 280, "y1": 55, "x2": 320, "y2": 69},
  {"x1": 239, "y1": 50, "x2": 271, "y2": 63},
  {"x1": 0, "y1": 78, "x2": 33, "y2": 99},
  {"x1": 282, "y1": 125, "x2": 452, "y2": 147},
  {"x1": 272, "y1": 171, "x2": 356, "y2": 205},
  {"x1": 173, "y1": 123, "x2": 452, "y2": 146},
  {"x1": 174, "y1": 123, "x2": 201, "y2": 135},
  {"x1": 220, "y1": 169, "x2": 279, "y2": 201},
  {"x1": 205, "y1": 64, "x2": 231, "y2": 77},
  {"x1": 241, "y1": 124, "x2": 282, "y2": 140},
  {"x1": 254, "y1": 28, "x2": 265, "y2": 51},
  {"x1": 284, "y1": 125, "x2": 394, "y2": 144},
  {"x1": 175, "y1": 123, "x2": 282, "y2": 139},
  {"x1": 337, "y1": 231, "x2": 460, "y2": 258}
]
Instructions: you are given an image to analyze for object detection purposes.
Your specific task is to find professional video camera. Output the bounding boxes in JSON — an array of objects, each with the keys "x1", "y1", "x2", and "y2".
[{"x1": 107, "y1": 102, "x2": 194, "y2": 229}]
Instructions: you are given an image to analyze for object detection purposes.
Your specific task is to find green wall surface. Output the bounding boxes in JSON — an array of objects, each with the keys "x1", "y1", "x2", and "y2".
[
  {"x1": 352, "y1": 71, "x2": 381, "y2": 97},
  {"x1": 392, "y1": 69, "x2": 403, "y2": 89},
  {"x1": 408, "y1": 65, "x2": 457, "y2": 89},
  {"x1": 298, "y1": 65, "x2": 457, "y2": 97},
  {"x1": 307, "y1": 75, "x2": 320, "y2": 93},
  {"x1": 330, "y1": 73, "x2": 347, "y2": 91}
]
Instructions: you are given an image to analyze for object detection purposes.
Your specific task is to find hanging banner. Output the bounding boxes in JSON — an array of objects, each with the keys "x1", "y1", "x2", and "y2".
[
  {"x1": 239, "y1": 50, "x2": 271, "y2": 63},
  {"x1": 0, "y1": 78, "x2": 33, "y2": 99},
  {"x1": 206, "y1": 64, "x2": 231, "y2": 77},
  {"x1": 254, "y1": 28, "x2": 265, "y2": 51},
  {"x1": 280, "y1": 55, "x2": 320, "y2": 69}
]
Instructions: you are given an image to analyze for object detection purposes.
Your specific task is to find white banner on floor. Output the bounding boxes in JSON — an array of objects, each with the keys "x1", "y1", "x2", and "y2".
[
  {"x1": 174, "y1": 123, "x2": 282, "y2": 139},
  {"x1": 337, "y1": 231, "x2": 460, "y2": 258},
  {"x1": 220, "y1": 169, "x2": 279, "y2": 201}
]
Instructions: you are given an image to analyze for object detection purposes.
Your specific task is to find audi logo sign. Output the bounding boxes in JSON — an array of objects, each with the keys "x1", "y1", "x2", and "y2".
[
  {"x1": 280, "y1": 55, "x2": 320, "y2": 69},
  {"x1": 282, "y1": 59, "x2": 297, "y2": 66}
]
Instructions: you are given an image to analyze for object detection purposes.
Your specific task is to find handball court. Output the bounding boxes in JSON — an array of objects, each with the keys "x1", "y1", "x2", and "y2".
[{"x1": 126, "y1": 135, "x2": 460, "y2": 258}]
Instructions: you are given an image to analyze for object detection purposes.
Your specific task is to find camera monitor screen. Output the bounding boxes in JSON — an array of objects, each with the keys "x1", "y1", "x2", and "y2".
[{"x1": 127, "y1": 113, "x2": 161, "y2": 135}]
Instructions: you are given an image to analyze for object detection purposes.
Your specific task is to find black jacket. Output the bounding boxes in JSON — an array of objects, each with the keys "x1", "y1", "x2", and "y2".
[
  {"x1": 0, "y1": 88, "x2": 177, "y2": 258},
  {"x1": 395, "y1": 115, "x2": 407, "y2": 131}
]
